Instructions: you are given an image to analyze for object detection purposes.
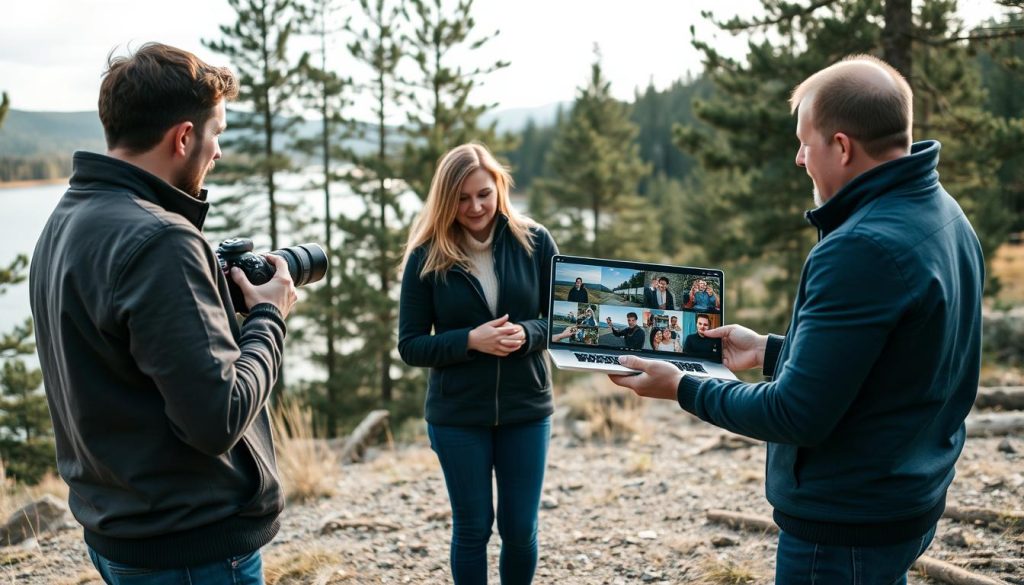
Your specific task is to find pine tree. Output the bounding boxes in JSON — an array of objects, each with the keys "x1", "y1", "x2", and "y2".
[
  {"x1": 337, "y1": 0, "x2": 410, "y2": 412},
  {"x1": 290, "y1": 0, "x2": 353, "y2": 436},
  {"x1": 0, "y1": 92, "x2": 9, "y2": 128},
  {"x1": 0, "y1": 255, "x2": 54, "y2": 484},
  {"x1": 203, "y1": 0, "x2": 305, "y2": 250},
  {"x1": 400, "y1": 0, "x2": 509, "y2": 201},
  {"x1": 536, "y1": 50, "x2": 651, "y2": 257}
]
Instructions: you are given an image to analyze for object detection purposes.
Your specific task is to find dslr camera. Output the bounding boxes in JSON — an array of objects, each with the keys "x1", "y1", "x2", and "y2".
[{"x1": 215, "y1": 237, "x2": 328, "y2": 313}]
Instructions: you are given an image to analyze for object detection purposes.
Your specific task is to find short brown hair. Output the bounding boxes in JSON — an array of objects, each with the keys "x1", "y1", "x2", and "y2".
[
  {"x1": 790, "y1": 55, "x2": 912, "y2": 158},
  {"x1": 99, "y1": 43, "x2": 238, "y2": 153}
]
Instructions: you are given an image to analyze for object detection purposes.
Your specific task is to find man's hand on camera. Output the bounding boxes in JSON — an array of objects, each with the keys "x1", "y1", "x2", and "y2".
[{"x1": 231, "y1": 254, "x2": 298, "y2": 318}]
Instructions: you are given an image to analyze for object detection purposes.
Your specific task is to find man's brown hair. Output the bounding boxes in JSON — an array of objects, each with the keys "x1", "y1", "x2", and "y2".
[
  {"x1": 99, "y1": 43, "x2": 238, "y2": 153},
  {"x1": 790, "y1": 55, "x2": 913, "y2": 158}
]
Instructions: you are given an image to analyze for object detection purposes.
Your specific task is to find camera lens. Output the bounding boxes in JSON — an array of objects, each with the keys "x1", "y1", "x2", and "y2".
[{"x1": 272, "y1": 243, "x2": 328, "y2": 286}]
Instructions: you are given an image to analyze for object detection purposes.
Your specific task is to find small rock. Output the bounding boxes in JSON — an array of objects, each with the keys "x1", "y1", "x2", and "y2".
[
  {"x1": 0, "y1": 495, "x2": 72, "y2": 546},
  {"x1": 642, "y1": 569, "x2": 663, "y2": 582},
  {"x1": 998, "y1": 438, "x2": 1017, "y2": 454},
  {"x1": 941, "y1": 527, "x2": 975, "y2": 548},
  {"x1": 711, "y1": 534, "x2": 738, "y2": 547},
  {"x1": 541, "y1": 495, "x2": 559, "y2": 510},
  {"x1": 638, "y1": 530, "x2": 658, "y2": 540}
]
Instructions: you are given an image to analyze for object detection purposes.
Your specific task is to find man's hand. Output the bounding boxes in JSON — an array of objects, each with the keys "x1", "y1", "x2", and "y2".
[
  {"x1": 607, "y1": 355, "x2": 683, "y2": 401},
  {"x1": 468, "y1": 314, "x2": 521, "y2": 357},
  {"x1": 231, "y1": 254, "x2": 298, "y2": 318},
  {"x1": 702, "y1": 324, "x2": 767, "y2": 371}
]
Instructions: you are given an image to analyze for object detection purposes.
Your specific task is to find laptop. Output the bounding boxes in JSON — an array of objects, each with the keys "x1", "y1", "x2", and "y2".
[{"x1": 546, "y1": 255, "x2": 738, "y2": 380}]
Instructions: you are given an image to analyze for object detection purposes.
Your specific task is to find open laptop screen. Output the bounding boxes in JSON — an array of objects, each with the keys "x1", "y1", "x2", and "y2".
[{"x1": 548, "y1": 255, "x2": 725, "y2": 362}]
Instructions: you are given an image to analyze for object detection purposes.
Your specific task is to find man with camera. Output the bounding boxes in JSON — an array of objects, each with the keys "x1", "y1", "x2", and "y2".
[{"x1": 29, "y1": 43, "x2": 296, "y2": 584}]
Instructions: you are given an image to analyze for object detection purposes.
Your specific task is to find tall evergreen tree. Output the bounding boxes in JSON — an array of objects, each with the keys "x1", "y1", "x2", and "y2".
[
  {"x1": 337, "y1": 0, "x2": 411, "y2": 413},
  {"x1": 400, "y1": 0, "x2": 509, "y2": 201},
  {"x1": 536, "y1": 51, "x2": 650, "y2": 257},
  {"x1": 204, "y1": 0, "x2": 305, "y2": 249},
  {"x1": 0, "y1": 255, "x2": 54, "y2": 484},
  {"x1": 291, "y1": 0, "x2": 352, "y2": 436},
  {"x1": 0, "y1": 92, "x2": 9, "y2": 128}
]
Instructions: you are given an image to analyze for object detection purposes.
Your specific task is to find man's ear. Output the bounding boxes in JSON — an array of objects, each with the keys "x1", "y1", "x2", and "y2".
[
  {"x1": 834, "y1": 132, "x2": 854, "y2": 166},
  {"x1": 169, "y1": 121, "x2": 195, "y2": 159}
]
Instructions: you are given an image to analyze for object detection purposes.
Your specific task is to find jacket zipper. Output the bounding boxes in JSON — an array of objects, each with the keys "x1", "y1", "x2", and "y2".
[{"x1": 493, "y1": 235, "x2": 503, "y2": 426}]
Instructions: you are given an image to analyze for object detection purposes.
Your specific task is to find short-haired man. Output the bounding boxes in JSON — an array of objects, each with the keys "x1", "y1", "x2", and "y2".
[
  {"x1": 611, "y1": 55, "x2": 983, "y2": 583},
  {"x1": 30, "y1": 43, "x2": 297, "y2": 583},
  {"x1": 606, "y1": 312, "x2": 645, "y2": 350},
  {"x1": 682, "y1": 314, "x2": 719, "y2": 358},
  {"x1": 644, "y1": 276, "x2": 675, "y2": 310}
]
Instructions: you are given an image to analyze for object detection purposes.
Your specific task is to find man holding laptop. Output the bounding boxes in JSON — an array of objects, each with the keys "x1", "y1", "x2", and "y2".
[{"x1": 609, "y1": 55, "x2": 984, "y2": 584}]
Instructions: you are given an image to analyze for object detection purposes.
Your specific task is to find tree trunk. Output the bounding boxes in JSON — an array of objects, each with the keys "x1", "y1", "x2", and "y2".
[{"x1": 883, "y1": 0, "x2": 913, "y2": 86}]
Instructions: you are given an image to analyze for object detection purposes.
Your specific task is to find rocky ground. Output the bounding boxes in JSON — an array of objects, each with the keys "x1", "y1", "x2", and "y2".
[{"x1": 3, "y1": 378, "x2": 1023, "y2": 585}]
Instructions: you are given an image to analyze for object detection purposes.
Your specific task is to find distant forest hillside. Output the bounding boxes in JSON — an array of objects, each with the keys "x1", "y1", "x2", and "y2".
[
  {"x1": 0, "y1": 110, "x2": 105, "y2": 182},
  {"x1": 0, "y1": 102, "x2": 568, "y2": 183}
]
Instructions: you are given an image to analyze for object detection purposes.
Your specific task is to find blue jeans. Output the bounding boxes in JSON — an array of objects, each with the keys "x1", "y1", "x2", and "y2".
[
  {"x1": 88, "y1": 546, "x2": 263, "y2": 585},
  {"x1": 428, "y1": 416, "x2": 551, "y2": 585},
  {"x1": 775, "y1": 525, "x2": 937, "y2": 585}
]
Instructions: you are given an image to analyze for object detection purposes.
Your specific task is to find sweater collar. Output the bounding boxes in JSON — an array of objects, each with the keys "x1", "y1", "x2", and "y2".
[
  {"x1": 805, "y1": 140, "x2": 941, "y2": 238},
  {"x1": 68, "y1": 151, "x2": 211, "y2": 230}
]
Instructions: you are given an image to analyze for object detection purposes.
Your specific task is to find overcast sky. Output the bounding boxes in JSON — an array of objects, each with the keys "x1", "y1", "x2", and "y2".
[{"x1": 0, "y1": 0, "x2": 1011, "y2": 114}]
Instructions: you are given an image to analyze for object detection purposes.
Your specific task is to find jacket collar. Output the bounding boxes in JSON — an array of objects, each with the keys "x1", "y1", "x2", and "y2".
[
  {"x1": 69, "y1": 151, "x2": 210, "y2": 230},
  {"x1": 805, "y1": 140, "x2": 941, "y2": 239}
]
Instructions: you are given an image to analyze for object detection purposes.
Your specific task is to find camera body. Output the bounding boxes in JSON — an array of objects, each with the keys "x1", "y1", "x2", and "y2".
[{"x1": 215, "y1": 237, "x2": 328, "y2": 313}]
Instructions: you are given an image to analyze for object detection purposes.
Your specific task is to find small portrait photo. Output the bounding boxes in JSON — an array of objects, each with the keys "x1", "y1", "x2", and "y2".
[
  {"x1": 597, "y1": 266, "x2": 645, "y2": 307},
  {"x1": 680, "y1": 312, "x2": 723, "y2": 358},
  {"x1": 643, "y1": 272, "x2": 681, "y2": 311},
  {"x1": 554, "y1": 263, "x2": 601, "y2": 303},
  {"x1": 680, "y1": 275, "x2": 722, "y2": 313},
  {"x1": 575, "y1": 303, "x2": 600, "y2": 327},
  {"x1": 552, "y1": 301, "x2": 579, "y2": 330},
  {"x1": 600, "y1": 306, "x2": 647, "y2": 350}
]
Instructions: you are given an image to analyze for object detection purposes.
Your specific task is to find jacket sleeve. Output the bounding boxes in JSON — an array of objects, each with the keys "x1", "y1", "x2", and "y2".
[
  {"x1": 677, "y1": 234, "x2": 912, "y2": 446},
  {"x1": 514, "y1": 225, "x2": 559, "y2": 356},
  {"x1": 113, "y1": 225, "x2": 284, "y2": 457},
  {"x1": 397, "y1": 248, "x2": 475, "y2": 368}
]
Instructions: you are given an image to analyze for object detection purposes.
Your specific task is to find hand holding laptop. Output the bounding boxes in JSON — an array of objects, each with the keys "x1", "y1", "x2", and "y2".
[
  {"x1": 701, "y1": 324, "x2": 767, "y2": 371},
  {"x1": 608, "y1": 356, "x2": 682, "y2": 400}
]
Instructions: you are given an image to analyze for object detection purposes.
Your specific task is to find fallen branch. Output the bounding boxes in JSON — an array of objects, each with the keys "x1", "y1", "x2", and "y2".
[
  {"x1": 320, "y1": 518, "x2": 402, "y2": 534},
  {"x1": 334, "y1": 409, "x2": 390, "y2": 464},
  {"x1": 689, "y1": 433, "x2": 763, "y2": 456},
  {"x1": 973, "y1": 387, "x2": 1024, "y2": 411},
  {"x1": 913, "y1": 556, "x2": 1011, "y2": 585},
  {"x1": 705, "y1": 509, "x2": 778, "y2": 534},
  {"x1": 943, "y1": 504, "x2": 1024, "y2": 531},
  {"x1": 965, "y1": 412, "x2": 1024, "y2": 437}
]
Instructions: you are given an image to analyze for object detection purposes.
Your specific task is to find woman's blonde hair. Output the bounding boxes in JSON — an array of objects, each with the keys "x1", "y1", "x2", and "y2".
[{"x1": 403, "y1": 142, "x2": 536, "y2": 279}]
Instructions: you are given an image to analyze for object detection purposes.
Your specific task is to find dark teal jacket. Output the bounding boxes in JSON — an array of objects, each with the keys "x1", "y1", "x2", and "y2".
[
  {"x1": 398, "y1": 215, "x2": 558, "y2": 426},
  {"x1": 678, "y1": 141, "x2": 984, "y2": 545}
]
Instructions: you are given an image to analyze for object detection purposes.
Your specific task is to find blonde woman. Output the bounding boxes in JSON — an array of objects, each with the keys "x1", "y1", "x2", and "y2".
[{"x1": 398, "y1": 143, "x2": 558, "y2": 584}]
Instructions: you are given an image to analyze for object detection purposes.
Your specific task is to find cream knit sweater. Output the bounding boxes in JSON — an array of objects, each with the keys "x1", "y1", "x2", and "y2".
[{"x1": 462, "y1": 226, "x2": 499, "y2": 316}]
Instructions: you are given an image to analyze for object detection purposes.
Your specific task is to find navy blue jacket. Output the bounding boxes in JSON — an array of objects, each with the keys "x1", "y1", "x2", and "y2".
[
  {"x1": 398, "y1": 215, "x2": 558, "y2": 426},
  {"x1": 678, "y1": 141, "x2": 984, "y2": 545}
]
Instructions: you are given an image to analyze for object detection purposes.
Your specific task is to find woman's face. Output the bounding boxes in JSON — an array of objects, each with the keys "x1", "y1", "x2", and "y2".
[
  {"x1": 653, "y1": 330, "x2": 663, "y2": 345},
  {"x1": 456, "y1": 168, "x2": 498, "y2": 241}
]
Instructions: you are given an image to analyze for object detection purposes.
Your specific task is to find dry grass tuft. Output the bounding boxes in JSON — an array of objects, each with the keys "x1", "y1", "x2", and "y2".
[
  {"x1": 264, "y1": 544, "x2": 355, "y2": 585},
  {"x1": 697, "y1": 555, "x2": 760, "y2": 584},
  {"x1": 560, "y1": 378, "x2": 647, "y2": 443},
  {"x1": 991, "y1": 243, "x2": 1024, "y2": 306},
  {"x1": 271, "y1": 401, "x2": 339, "y2": 503}
]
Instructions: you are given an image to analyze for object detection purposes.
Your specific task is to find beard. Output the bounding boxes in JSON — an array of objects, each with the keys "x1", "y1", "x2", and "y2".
[{"x1": 172, "y1": 146, "x2": 210, "y2": 198}]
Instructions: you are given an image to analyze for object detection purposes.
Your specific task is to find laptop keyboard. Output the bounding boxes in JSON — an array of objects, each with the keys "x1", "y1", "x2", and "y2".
[{"x1": 572, "y1": 352, "x2": 707, "y2": 374}]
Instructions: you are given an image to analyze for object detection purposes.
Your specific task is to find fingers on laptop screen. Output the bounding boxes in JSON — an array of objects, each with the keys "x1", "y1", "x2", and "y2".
[{"x1": 553, "y1": 262, "x2": 724, "y2": 356}]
